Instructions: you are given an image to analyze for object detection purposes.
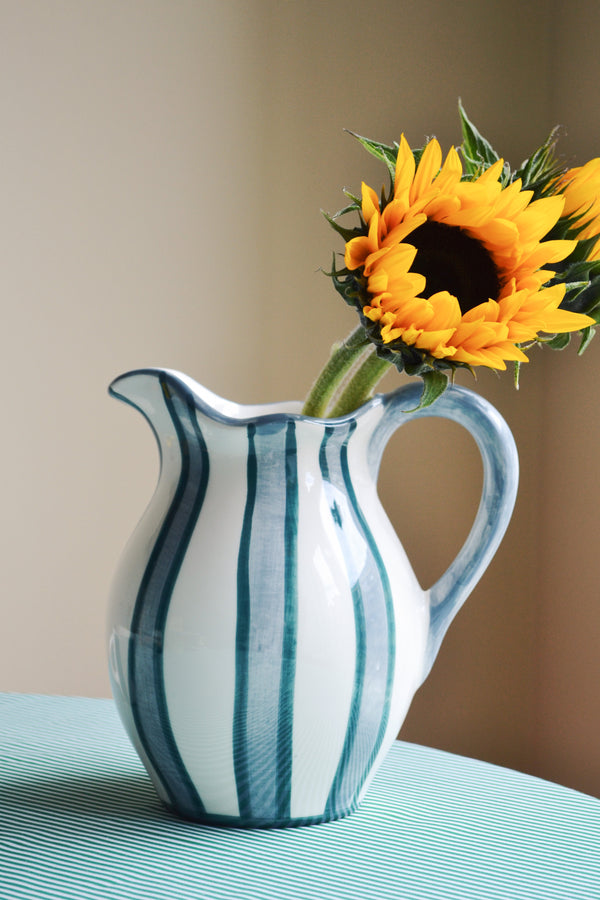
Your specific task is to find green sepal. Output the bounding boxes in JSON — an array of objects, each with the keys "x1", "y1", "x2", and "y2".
[
  {"x1": 342, "y1": 189, "x2": 362, "y2": 207},
  {"x1": 552, "y1": 208, "x2": 596, "y2": 243},
  {"x1": 558, "y1": 280, "x2": 594, "y2": 313},
  {"x1": 545, "y1": 331, "x2": 572, "y2": 350},
  {"x1": 552, "y1": 259, "x2": 597, "y2": 282},
  {"x1": 415, "y1": 369, "x2": 449, "y2": 409},
  {"x1": 322, "y1": 211, "x2": 363, "y2": 243},
  {"x1": 562, "y1": 280, "x2": 590, "y2": 297},
  {"x1": 458, "y1": 100, "x2": 508, "y2": 182},
  {"x1": 512, "y1": 126, "x2": 564, "y2": 197},
  {"x1": 327, "y1": 257, "x2": 365, "y2": 310},
  {"x1": 346, "y1": 130, "x2": 398, "y2": 181},
  {"x1": 578, "y1": 325, "x2": 596, "y2": 355},
  {"x1": 331, "y1": 200, "x2": 360, "y2": 219},
  {"x1": 562, "y1": 234, "x2": 600, "y2": 264},
  {"x1": 562, "y1": 275, "x2": 600, "y2": 315}
]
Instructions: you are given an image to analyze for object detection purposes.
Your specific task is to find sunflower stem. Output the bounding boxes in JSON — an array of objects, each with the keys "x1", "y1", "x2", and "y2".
[
  {"x1": 329, "y1": 352, "x2": 392, "y2": 417},
  {"x1": 513, "y1": 360, "x2": 521, "y2": 389},
  {"x1": 301, "y1": 325, "x2": 371, "y2": 417}
]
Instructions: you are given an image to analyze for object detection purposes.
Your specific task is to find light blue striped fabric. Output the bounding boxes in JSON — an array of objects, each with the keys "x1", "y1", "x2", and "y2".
[{"x1": 1, "y1": 694, "x2": 598, "y2": 899}]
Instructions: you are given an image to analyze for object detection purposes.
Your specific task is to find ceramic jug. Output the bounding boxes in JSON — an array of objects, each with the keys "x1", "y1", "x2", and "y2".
[{"x1": 107, "y1": 368, "x2": 518, "y2": 827}]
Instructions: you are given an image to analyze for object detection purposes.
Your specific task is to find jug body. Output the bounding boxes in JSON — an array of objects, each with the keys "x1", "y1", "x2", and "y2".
[{"x1": 107, "y1": 369, "x2": 517, "y2": 827}]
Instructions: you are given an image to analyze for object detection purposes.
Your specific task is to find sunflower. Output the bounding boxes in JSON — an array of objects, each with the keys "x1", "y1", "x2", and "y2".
[
  {"x1": 557, "y1": 158, "x2": 600, "y2": 260},
  {"x1": 302, "y1": 106, "x2": 600, "y2": 417},
  {"x1": 344, "y1": 135, "x2": 592, "y2": 371}
]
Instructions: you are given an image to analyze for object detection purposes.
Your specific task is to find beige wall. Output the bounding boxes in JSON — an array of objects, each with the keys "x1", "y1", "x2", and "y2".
[
  {"x1": 1, "y1": 0, "x2": 598, "y2": 797},
  {"x1": 534, "y1": 1, "x2": 600, "y2": 795}
]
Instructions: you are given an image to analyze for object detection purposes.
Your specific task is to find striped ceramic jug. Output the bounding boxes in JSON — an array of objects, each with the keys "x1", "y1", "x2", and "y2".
[{"x1": 107, "y1": 368, "x2": 518, "y2": 827}]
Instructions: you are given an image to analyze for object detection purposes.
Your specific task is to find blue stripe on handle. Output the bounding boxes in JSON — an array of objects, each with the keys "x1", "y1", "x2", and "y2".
[{"x1": 127, "y1": 374, "x2": 209, "y2": 819}]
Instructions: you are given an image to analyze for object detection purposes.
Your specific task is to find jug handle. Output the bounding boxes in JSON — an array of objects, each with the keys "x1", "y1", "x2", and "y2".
[{"x1": 373, "y1": 381, "x2": 519, "y2": 681}]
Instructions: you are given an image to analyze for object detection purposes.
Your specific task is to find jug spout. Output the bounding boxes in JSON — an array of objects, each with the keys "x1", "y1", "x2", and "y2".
[
  {"x1": 109, "y1": 368, "x2": 168, "y2": 423},
  {"x1": 109, "y1": 368, "x2": 207, "y2": 429},
  {"x1": 108, "y1": 369, "x2": 217, "y2": 495}
]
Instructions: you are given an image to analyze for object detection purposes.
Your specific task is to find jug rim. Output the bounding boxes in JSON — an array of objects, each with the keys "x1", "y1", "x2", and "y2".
[{"x1": 109, "y1": 366, "x2": 399, "y2": 428}]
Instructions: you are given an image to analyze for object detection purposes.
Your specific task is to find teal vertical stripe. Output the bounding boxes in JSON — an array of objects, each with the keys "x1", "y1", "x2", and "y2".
[
  {"x1": 327, "y1": 579, "x2": 367, "y2": 816},
  {"x1": 319, "y1": 420, "x2": 396, "y2": 817},
  {"x1": 340, "y1": 421, "x2": 396, "y2": 794},
  {"x1": 276, "y1": 421, "x2": 299, "y2": 818},
  {"x1": 127, "y1": 375, "x2": 209, "y2": 820},
  {"x1": 233, "y1": 421, "x2": 299, "y2": 825},
  {"x1": 319, "y1": 425, "x2": 366, "y2": 818},
  {"x1": 245, "y1": 424, "x2": 288, "y2": 819},
  {"x1": 233, "y1": 423, "x2": 257, "y2": 818}
]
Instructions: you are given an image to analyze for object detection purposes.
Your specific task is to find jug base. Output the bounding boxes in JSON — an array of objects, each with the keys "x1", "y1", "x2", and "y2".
[{"x1": 162, "y1": 801, "x2": 359, "y2": 829}]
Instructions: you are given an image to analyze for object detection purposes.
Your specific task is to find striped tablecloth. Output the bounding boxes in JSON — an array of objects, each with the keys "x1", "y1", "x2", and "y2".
[{"x1": 0, "y1": 693, "x2": 598, "y2": 900}]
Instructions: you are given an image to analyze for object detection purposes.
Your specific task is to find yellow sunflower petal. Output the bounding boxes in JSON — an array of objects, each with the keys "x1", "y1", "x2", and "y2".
[
  {"x1": 415, "y1": 329, "x2": 457, "y2": 357},
  {"x1": 520, "y1": 239, "x2": 577, "y2": 270},
  {"x1": 345, "y1": 215, "x2": 381, "y2": 270},
  {"x1": 422, "y1": 195, "x2": 461, "y2": 221},
  {"x1": 558, "y1": 159, "x2": 600, "y2": 260},
  {"x1": 345, "y1": 235, "x2": 372, "y2": 270},
  {"x1": 515, "y1": 195, "x2": 565, "y2": 242},
  {"x1": 397, "y1": 323, "x2": 423, "y2": 345},
  {"x1": 427, "y1": 291, "x2": 462, "y2": 329},
  {"x1": 410, "y1": 139, "x2": 442, "y2": 204},
  {"x1": 361, "y1": 183, "x2": 381, "y2": 224},
  {"x1": 539, "y1": 309, "x2": 596, "y2": 334},
  {"x1": 382, "y1": 211, "x2": 427, "y2": 246},
  {"x1": 475, "y1": 218, "x2": 519, "y2": 249},
  {"x1": 452, "y1": 348, "x2": 508, "y2": 370},
  {"x1": 476, "y1": 158, "x2": 505, "y2": 184},
  {"x1": 434, "y1": 146, "x2": 463, "y2": 189},
  {"x1": 363, "y1": 245, "x2": 395, "y2": 276},
  {"x1": 559, "y1": 159, "x2": 600, "y2": 218},
  {"x1": 394, "y1": 135, "x2": 416, "y2": 200},
  {"x1": 493, "y1": 180, "x2": 533, "y2": 219}
]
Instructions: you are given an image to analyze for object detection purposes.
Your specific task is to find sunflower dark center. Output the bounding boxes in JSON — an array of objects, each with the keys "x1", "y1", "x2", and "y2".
[{"x1": 407, "y1": 221, "x2": 501, "y2": 314}]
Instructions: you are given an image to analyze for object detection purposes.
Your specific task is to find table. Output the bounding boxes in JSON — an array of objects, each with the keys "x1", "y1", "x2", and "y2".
[{"x1": 0, "y1": 693, "x2": 598, "y2": 899}]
